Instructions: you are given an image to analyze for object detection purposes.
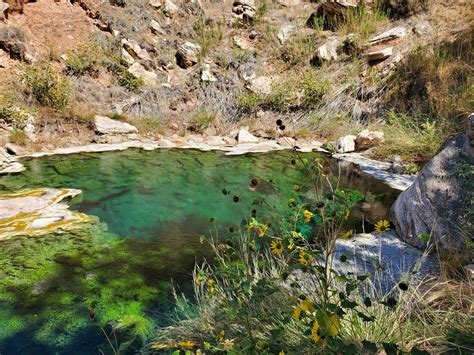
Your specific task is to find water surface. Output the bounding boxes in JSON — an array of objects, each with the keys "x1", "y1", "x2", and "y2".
[{"x1": 0, "y1": 149, "x2": 399, "y2": 354}]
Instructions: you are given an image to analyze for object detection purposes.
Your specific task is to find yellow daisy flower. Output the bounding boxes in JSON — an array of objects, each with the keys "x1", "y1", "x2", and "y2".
[
  {"x1": 303, "y1": 210, "x2": 313, "y2": 223},
  {"x1": 342, "y1": 229, "x2": 353, "y2": 239},
  {"x1": 271, "y1": 240, "x2": 283, "y2": 255},
  {"x1": 299, "y1": 251, "x2": 313, "y2": 266},
  {"x1": 311, "y1": 321, "x2": 320, "y2": 342},
  {"x1": 374, "y1": 219, "x2": 390, "y2": 234}
]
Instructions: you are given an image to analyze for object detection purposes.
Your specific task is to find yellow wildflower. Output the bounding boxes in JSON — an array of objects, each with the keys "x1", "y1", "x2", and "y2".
[
  {"x1": 207, "y1": 279, "x2": 216, "y2": 294},
  {"x1": 311, "y1": 321, "x2": 320, "y2": 342},
  {"x1": 291, "y1": 231, "x2": 303, "y2": 239},
  {"x1": 299, "y1": 251, "x2": 313, "y2": 267},
  {"x1": 219, "y1": 330, "x2": 225, "y2": 340},
  {"x1": 271, "y1": 240, "x2": 283, "y2": 256},
  {"x1": 257, "y1": 224, "x2": 269, "y2": 237},
  {"x1": 279, "y1": 351, "x2": 285, "y2": 355},
  {"x1": 301, "y1": 299, "x2": 315, "y2": 313},
  {"x1": 178, "y1": 340, "x2": 198, "y2": 348},
  {"x1": 342, "y1": 229, "x2": 353, "y2": 239},
  {"x1": 150, "y1": 342, "x2": 171, "y2": 350},
  {"x1": 303, "y1": 209, "x2": 313, "y2": 223},
  {"x1": 374, "y1": 219, "x2": 390, "y2": 234},
  {"x1": 287, "y1": 239, "x2": 295, "y2": 250},
  {"x1": 293, "y1": 306, "x2": 302, "y2": 321}
]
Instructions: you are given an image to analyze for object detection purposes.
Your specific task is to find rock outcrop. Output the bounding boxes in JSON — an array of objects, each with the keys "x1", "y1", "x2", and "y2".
[
  {"x1": 390, "y1": 130, "x2": 474, "y2": 252},
  {"x1": 232, "y1": 0, "x2": 256, "y2": 22},
  {"x1": 355, "y1": 129, "x2": 384, "y2": 150},
  {"x1": 237, "y1": 128, "x2": 259, "y2": 143},
  {"x1": 0, "y1": 188, "x2": 89, "y2": 239},
  {"x1": 0, "y1": 2, "x2": 9, "y2": 20},
  {"x1": 308, "y1": 0, "x2": 360, "y2": 30},
  {"x1": 0, "y1": 26, "x2": 27, "y2": 60},
  {"x1": 333, "y1": 135, "x2": 356, "y2": 153},
  {"x1": 127, "y1": 62, "x2": 157, "y2": 86},
  {"x1": 94, "y1": 115, "x2": 138, "y2": 135},
  {"x1": 176, "y1": 42, "x2": 201, "y2": 69}
]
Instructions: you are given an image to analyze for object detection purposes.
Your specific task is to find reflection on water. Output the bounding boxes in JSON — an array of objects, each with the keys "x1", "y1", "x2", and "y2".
[{"x1": 0, "y1": 149, "x2": 399, "y2": 354}]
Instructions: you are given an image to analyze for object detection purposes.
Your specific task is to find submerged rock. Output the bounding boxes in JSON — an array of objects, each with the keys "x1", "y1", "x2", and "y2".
[
  {"x1": 391, "y1": 132, "x2": 473, "y2": 252},
  {"x1": 0, "y1": 188, "x2": 89, "y2": 239}
]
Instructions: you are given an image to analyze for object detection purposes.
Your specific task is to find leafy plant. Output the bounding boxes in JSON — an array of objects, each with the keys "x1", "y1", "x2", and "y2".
[
  {"x1": 21, "y1": 63, "x2": 71, "y2": 109},
  {"x1": 0, "y1": 94, "x2": 31, "y2": 129}
]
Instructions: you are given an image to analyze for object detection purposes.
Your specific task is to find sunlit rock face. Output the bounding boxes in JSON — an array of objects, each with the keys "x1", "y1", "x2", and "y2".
[{"x1": 0, "y1": 188, "x2": 89, "y2": 239}]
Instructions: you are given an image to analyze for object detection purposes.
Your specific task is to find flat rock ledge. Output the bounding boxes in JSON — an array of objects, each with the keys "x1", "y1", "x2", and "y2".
[
  {"x1": 0, "y1": 188, "x2": 89, "y2": 239},
  {"x1": 334, "y1": 152, "x2": 416, "y2": 191}
]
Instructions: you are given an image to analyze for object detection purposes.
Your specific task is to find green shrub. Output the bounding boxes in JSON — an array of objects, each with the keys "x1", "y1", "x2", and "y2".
[
  {"x1": 9, "y1": 130, "x2": 28, "y2": 146},
  {"x1": 188, "y1": 109, "x2": 218, "y2": 133},
  {"x1": 107, "y1": 112, "x2": 128, "y2": 121},
  {"x1": 65, "y1": 49, "x2": 99, "y2": 76},
  {"x1": 0, "y1": 95, "x2": 31, "y2": 129},
  {"x1": 106, "y1": 58, "x2": 144, "y2": 92},
  {"x1": 21, "y1": 63, "x2": 71, "y2": 109},
  {"x1": 236, "y1": 91, "x2": 263, "y2": 114},
  {"x1": 301, "y1": 72, "x2": 331, "y2": 110}
]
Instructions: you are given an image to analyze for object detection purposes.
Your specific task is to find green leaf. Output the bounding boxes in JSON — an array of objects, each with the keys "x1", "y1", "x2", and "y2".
[
  {"x1": 341, "y1": 300, "x2": 358, "y2": 309},
  {"x1": 362, "y1": 340, "x2": 378, "y2": 352}
]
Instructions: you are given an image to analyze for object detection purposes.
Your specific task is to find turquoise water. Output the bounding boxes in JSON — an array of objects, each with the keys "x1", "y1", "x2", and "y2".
[{"x1": 0, "y1": 149, "x2": 398, "y2": 354}]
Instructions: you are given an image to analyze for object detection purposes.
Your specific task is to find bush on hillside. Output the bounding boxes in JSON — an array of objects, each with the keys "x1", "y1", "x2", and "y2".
[{"x1": 21, "y1": 63, "x2": 71, "y2": 110}]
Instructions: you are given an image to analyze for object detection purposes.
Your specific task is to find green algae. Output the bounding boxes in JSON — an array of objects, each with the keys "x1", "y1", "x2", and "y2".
[{"x1": 0, "y1": 149, "x2": 400, "y2": 353}]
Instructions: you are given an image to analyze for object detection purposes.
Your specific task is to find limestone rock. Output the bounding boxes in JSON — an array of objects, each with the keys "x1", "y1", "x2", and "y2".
[
  {"x1": 0, "y1": 2, "x2": 9, "y2": 21},
  {"x1": 163, "y1": 0, "x2": 179, "y2": 17},
  {"x1": 333, "y1": 135, "x2": 356, "y2": 153},
  {"x1": 369, "y1": 26, "x2": 407, "y2": 45},
  {"x1": 201, "y1": 64, "x2": 217, "y2": 82},
  {"x1": 237, "y1": 128, "x2": 259, "y2": 143},
  {"x1": 121, "y1": 48, "x2": 135, "y2": 65},
  {"x1": 277, "y1": 137, "x2": 296, "y2": 148},
  {"x1": 307, "y1": 0, "x2": 359, "y2": 30},
  {"x1": 0, "y1": 26, "x2": 27, "y2": 60},
  {"x1": 233, "y1": 35, "x2": 252, "y2": 50},
  {"x1": 314, "y1": 39, "x2": 340, "y2": 63},
  {"x1": 365, "y1": 46, "x2": 393, "y2": 62},
  {"x1": 94, "y1": 115, "x2": 138, "y2": 135},
  {"x1": 5, "y1": 142, "x2": 27, "y2": 155},
  {"x1": 122, "y1": 39, "x2": 152, "y2": 62},
  {"x1": 232, "y1": 0, "x2": 256, "y2": 22},
  {"x1": 355, "y1": 129, "x2": 384, "y2": 150},
  {"x1": 176, "y1": 42, "x2": 201, "y2": 69},
  {"x1": 277, "y1": 0, "x2": 302, "y2": 6},
  {"x1": 390, "y1": 133, "x2": 474, "y2": 252},
  {"x1": 157, "y1": 138, "x2": 177, "y2": 148},
  {"x1": 150, "y1": 19, "x2": 165, "y2": 35},
  {"x1": 247, "y1": 76, "x2": 272, "y2": 96},
  {"x1": 149, "y1": 0, "x2": 163, "y2": 8},
  {"x1": 277, "y1": 23, "x2": 294, "y2": 45},
  {"x1": 127, "y1": 62, "x2": 157, "y2": 86},
  {"x1": 205, "y1": 136, "x2": 227, "y2": 146},
  {"x1": 0, "y1": 188, "x2": 89, "y2": 239}
]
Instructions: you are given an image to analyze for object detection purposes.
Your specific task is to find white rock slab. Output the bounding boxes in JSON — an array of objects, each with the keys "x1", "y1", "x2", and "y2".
[{"x1": 94, "y1": 115, "x2": 138, "y2": 135}]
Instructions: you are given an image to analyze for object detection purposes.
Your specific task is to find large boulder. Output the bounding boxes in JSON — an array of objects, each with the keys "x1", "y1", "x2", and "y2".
[
  {"x1": 237, "y1": 128, "x2": 259, "y2": 143},
  {"x1": 94, "y1": 115, "x2": 138, "y2": 135},
  {"x1": 333, "y1": 135, "x2": 356, "y2": 153},
  {"x1": 232, "y1": 0, "x2": 256, "y2": 22},
  {"x1": 127, "y1": 62, "x2": 157, "y2": 86},
  {"x1": 0, "y1": 26, "x2": 27, "y2": 60},
  {"x1": 0, "y1": 2, "x2": 9, "y2": 20},
  {"x1": 355, "y1": 129, "x2": 384, "y2": 150},
  {"x1": 390, "y1": 131, "x2": 474, "y2": 252},
  {"x1": 307, "y1": 0, "x2": 360, "y2": 30},
  {"x1": 176, "y1": 42, "x2": 201, "y2": 69},
  {"x1": 122, "y1": 39, "x2": 152, "y2": 62}
]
